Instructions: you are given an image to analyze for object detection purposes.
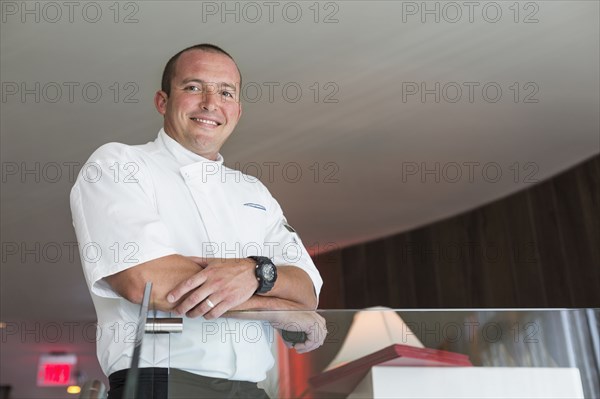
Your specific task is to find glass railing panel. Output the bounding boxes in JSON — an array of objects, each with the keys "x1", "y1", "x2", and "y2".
[{"x1": 118, "y1": 306, "x2": 599, "y2": 398}]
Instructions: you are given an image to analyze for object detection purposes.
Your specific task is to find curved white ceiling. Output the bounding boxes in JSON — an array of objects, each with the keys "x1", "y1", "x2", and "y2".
[{"x1": 1, "y1": 0, "x2": 598, "y2": 321}]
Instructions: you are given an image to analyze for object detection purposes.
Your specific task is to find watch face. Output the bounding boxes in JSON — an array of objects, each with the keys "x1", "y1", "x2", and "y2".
[{"x1": 262, "y1": 264, "x2": 276, "y2": 282}]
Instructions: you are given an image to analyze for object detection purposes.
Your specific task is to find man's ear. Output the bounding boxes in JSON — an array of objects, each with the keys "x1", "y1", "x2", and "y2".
[{"x1": 154, "y1": 90, "x2": 168, "y2": 115}]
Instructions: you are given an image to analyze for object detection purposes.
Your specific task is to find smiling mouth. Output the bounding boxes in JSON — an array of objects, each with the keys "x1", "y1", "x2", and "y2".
[{"x1": 190, "y1": 117, "x2": 221, "y2": 126}]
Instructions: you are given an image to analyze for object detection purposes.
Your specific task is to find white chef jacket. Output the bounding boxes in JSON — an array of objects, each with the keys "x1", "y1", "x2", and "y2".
[{"x1": 70, "y1": 129, "x2": 323, "y2": 381}]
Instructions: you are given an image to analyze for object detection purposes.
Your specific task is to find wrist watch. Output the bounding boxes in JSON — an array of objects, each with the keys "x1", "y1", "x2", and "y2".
[{"x1": 248, "y1": 256, "x2": 277, "y2": 294}]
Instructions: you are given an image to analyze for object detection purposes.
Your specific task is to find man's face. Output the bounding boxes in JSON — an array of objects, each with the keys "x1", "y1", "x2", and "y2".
[{"x1": 154, "y1": 50, "x2": 242, "y2": 160}]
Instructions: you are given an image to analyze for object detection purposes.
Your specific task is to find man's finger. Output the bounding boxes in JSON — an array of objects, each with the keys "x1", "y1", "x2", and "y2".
[
  {"x1": 187, "y1": 297, "x2": 227, "y2": 319},
  {"x1": 172, "y1": 286, "x2": 212, "y2": 315},
  {"x1": 293, "y1": 330, "x2": 325, "y2": 354},
  {"x1": 298, "y1": 339, "x2": 322, "y2": 354},
  {"x1": 203, "y1": 301, "x2": 230, "y2": 320},
  {"x1": 293, "y1": 342, "x2": 312, "y2": 354},
  {"x1": 167, "y1": 271, "x2": 208, "y2": 304}
]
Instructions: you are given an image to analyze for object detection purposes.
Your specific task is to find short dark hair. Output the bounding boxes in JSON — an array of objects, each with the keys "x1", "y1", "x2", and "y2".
[{"x1": 161, "y1": 43, "x2": 242, "y2": 96}]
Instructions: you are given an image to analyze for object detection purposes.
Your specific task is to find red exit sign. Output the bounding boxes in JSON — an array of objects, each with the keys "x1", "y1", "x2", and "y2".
[{"x1": 37, "y1": 354, "x2": 77, "y2": 386}]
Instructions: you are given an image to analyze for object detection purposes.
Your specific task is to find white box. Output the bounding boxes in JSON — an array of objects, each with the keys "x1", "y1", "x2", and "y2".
[{"x1": 348, "y1": 367, "x2": 584, "y2": 398}]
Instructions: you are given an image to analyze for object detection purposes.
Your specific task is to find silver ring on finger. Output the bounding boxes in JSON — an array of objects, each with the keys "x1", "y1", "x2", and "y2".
[{"x1": 206, "y1": 299, "x2": 215, "y2": 309}]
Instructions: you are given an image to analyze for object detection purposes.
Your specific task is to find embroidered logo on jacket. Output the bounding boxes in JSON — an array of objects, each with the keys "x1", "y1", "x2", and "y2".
[{"x1": 243, "y1": 203, "x2": 267, "y2": 211}]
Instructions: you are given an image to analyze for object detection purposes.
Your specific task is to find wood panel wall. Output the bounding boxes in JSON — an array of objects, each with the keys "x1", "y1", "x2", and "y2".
[{"x1": 316, "y1": 155, "x2": 600, "y2": 309}]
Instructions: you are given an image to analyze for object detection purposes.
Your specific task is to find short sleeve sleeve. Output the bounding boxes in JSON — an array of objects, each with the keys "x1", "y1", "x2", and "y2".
[
  {"x1": 70, "y1": 143, "x2": 177, "y2": 298},
  {"x1": 261, "y1": 185, "x2": 323, "y2": 300}
]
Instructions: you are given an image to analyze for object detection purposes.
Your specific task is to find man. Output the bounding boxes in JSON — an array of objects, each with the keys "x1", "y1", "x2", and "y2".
[{"x1": 70, "y1": 44, "x2": 323, "y2": 398}]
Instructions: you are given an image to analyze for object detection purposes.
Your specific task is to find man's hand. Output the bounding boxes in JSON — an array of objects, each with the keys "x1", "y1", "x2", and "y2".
[
  {"x1": 226, "y1": 308, "x2": 328, "y2": 354},
  {"x1": 276, "y1": 311, "x2": 327, "y2": 354},
  {"x1": 167, "y1": 257, "x2": 259, "y2": 319}
]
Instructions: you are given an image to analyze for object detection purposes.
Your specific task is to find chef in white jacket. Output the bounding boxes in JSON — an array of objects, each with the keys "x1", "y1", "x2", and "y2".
[{"x1": 70, "y1": 43, "x2": 323, "y2": 399}]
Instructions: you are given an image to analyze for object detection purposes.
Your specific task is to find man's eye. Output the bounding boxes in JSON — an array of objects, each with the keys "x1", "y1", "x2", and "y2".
[
  {"x1": 185, "y1": 86, "x2": 201, "y2": 92},
  {"x1": 222, "y1": 91, "x2": 233, "y2": 98}
]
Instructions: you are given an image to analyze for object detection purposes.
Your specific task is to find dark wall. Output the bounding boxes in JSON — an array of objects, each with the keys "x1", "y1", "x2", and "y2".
[{"x1": 317, "y1": 155, "x2": 600, "y2": 309}]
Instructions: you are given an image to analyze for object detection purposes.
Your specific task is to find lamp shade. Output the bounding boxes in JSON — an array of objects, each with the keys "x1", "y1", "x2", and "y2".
[{"x1": 324, "y1": 308, "x2": 423, "y2": 371}]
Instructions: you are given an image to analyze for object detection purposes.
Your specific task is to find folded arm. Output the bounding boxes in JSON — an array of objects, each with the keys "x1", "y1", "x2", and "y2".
[
  {"x1": 105, "y1": 254, "x2": 318, "y2": 317},
  {"x1": 105, "y1": 254, "x2": 200, "y2": 310}
]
